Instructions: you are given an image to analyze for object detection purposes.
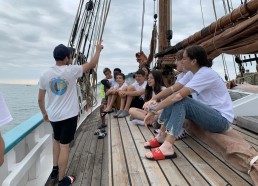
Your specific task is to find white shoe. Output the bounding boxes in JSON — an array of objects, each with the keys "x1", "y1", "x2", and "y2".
[{"x1": 132, "y1": 119, "x2": 144, "y2": 126}]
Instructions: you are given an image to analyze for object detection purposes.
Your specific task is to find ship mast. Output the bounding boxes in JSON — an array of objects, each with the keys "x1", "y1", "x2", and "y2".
[{"x1": 158, "y1": 0, "x2": 172, "y2": 52}]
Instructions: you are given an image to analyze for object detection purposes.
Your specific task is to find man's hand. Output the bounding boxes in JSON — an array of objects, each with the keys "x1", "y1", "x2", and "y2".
[
  {"x1": 96, "y1": 41, "x2": 103, "y2": 53},
  {"x1": 43, "y1": 113, "x2": 50, "y2": 122}
]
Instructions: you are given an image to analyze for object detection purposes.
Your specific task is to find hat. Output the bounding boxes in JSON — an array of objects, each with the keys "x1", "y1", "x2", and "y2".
[{"x1": 53, "y1": 44, "x2": 72, "y2": 61}]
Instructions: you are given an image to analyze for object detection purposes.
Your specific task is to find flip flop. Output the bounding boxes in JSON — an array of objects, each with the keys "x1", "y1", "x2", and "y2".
[
  {"x1": 144, "y1": 138, "x2": 162, "y2": 149},
  {"x1": 146, "y1": 148, "x2": 177, "y2": 161},
  {"x1": 94, "y1": 129, "x2": 106, "y2": 135},
  {"x1": 102, "y1": 109, "x2": 113, "y2": 113},
  {"x1": 98, "y1": 132, "x2": 107, "y2": 139}
]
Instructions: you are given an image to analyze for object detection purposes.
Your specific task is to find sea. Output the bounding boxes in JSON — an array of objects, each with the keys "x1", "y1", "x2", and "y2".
[{"x1": 0, "y1": 84, "x2": 40, "y2": 135}]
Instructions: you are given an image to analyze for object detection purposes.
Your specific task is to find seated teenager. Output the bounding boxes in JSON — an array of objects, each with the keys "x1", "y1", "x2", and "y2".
[
  {"x1": 114, "y1": 69, "x2": 147, "y2": 118},
  {"x1": 103, "y1": 73, "x2": 127, "y2": 113},
  {"x1": 157, "y1": 50, "x2": 191, "y2": 140},
  {"x1": 129, "y1": 70, "x2": 166, "y2": 125},
  {"x1": 140, "y1": 65, "x2": 150, "y2": 81},
  {"x1": 143, "y1": 45, "x2": 234, "y2": 161}
]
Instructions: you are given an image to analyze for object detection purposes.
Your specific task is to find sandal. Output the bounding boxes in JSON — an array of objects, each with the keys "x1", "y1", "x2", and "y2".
[
  {"x1": 58, "y1": 175, "x2": 76, "y2": 186},
  {"x1": 94, "y1": 129, "x2": 106, "y2": 135},
  {"x1": 98, "y1": 132, "x2": 107, "y2": 139},
  {"x1": 146, "y1": 148, "x2": 177, "y2": 161},
  {"x1": 102, "y1": 109, "x2": 113, "y2": 113},
  {"x1": 144, "y1": 138, "x2": 162, "y2": 149}
]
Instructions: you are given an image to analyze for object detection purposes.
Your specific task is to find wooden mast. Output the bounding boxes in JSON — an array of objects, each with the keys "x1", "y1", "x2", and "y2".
[{"x1": 158, "y1": 0, "x2": 171, "y2": 52}]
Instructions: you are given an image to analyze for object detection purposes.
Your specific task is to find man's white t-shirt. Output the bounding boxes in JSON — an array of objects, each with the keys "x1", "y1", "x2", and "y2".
[
  {"x1": 132, "y1": 81, "x2": 147, "y2": 99},
  {"x1": 38, "y1": 65, "x2": 83, "y2": 122},
  {"x1": 184, "y1": 67, "x2": 234, "y2": 123},
  {"x1": 114, "y1": 82, "x2": 128, "y2": 90},
  {"x1": 0, "y1": 94, "x2": 13, "y2": 127}
]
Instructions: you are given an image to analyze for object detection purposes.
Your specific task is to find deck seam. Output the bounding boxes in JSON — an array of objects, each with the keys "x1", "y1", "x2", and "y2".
[
  {"x1": 188, "y1": 133, "x2": 253, "y2": 185},
  {"x1": 117, "y1": 118, "x2": 132, "y2": 186},
  {"x1": 125, "y1": 118, "x2": 152, "y2": 185}
]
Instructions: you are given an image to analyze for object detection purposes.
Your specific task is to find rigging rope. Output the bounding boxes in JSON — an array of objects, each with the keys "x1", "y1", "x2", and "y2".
[
  {"x1": 67, "y1": 0, "x2": 111, "y2": 108},
  {"x1": 140, "y1": 0, "x2": 146, "y2": 52},
  {"x1": 199, "y1": 0, "x2": 206, "y2": 27}
]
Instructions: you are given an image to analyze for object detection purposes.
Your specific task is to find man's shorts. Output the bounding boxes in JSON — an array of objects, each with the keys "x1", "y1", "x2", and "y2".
[
  {"x1": 130, "y1": 96, "x2": 144, "y2": 109},
  {"x1": 50, "y1": 116, "x2": 78, "y2": 144}
]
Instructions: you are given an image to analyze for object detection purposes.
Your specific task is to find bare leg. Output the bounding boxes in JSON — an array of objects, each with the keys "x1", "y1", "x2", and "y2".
[
  {"x1": 105, "y1": 94, "x2": 117, "y2": 110},
  {"x1": 58, "y1": 144, "x2": 70, "y2": 181},
  {"x1": 53, "y1": 139, "x2": 60, "y2": 167},
  {"x1": 124, "y1": 96, "x2": 133, "y2": 111},
  {"x1": 129, "y1": 108, "x2": 146, "y2": 120},
  {"x1": 144, "y1": 125, "x2": 167, "y2": 147},
  {"x1": 120, "y1": 96, "x2": 126, "y2": 110}
]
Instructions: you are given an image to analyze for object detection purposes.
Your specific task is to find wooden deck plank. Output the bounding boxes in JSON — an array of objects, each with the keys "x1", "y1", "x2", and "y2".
[
  {"x1": 139, "y1": 125, "x2": 210, "y2": 186},
  {"x1": 174, "y1": 139, "x2": 227, "y2": 185},
  {"x1": 46, "y1": 107, "x2": 257, "y2": 186},
  {"x1": 126, "y1": 118, "x2": 170, "y2": 186},
  {"x1": 188, "y1": 133, "x2": 253, "y2": 184},
  {"x1": 118, "y1": 118, "x2": 149, "y2": 185},
  {"x1": 182, "y1": 136, "x2": 251, "y2": 185},
  {"x1": 110, "y1": 116, "x2": 130, "y2": 185}
]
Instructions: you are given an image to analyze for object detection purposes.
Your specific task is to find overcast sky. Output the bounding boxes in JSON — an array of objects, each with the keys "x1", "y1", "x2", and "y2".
[{"x1": 0, "y1": 0, "x2": 256, "y2": 85}]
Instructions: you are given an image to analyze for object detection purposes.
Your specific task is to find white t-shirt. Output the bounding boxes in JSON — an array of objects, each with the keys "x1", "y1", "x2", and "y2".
[
  {"x1": 177, "y1": 71, "x2": 194, "y2": 85},
  {"x1": 108, "y1": 77, "x2": 117, "y2": 87},
  {"x1": 38, "y1": 65, "x2": 83, "y2": 122},
  {"x1": 132, "y1": 81, "x2": 147, "y2": 99},
  {"x1": 114, "y1": 82, "x2": 128, "y2": 90},
  {"x1": 0, "y1": 94, "x2": 13, "y2": 127},
  {"x1": 185, "y1": 67, "x2": 234, "y2": 123},
  {"x1": 152, "y1": 86, "x2": 167, "y2": 98}
]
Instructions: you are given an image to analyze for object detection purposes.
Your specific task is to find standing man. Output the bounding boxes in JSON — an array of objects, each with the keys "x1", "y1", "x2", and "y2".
[
  {"x1": 38, "y1": 41, "x2": 103, "y2": 186},
  {"x1": 0, "y1": 93, "x2": 13, "y2": 166}
]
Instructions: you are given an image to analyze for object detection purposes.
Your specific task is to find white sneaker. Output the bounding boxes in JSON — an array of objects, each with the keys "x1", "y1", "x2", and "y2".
[{"x1": 132, "y1": 119, "x2": 144, "y2": 126}]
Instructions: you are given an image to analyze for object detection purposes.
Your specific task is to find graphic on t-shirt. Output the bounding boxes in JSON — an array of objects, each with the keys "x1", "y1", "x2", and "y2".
[{"x1": 50, "y1": 78, "x2": 68, "y2": 96}]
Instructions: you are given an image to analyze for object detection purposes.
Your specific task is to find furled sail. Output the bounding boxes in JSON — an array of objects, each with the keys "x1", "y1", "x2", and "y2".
[{"x1": 155, "y1": 0, "x2": 258, "y2": 59}]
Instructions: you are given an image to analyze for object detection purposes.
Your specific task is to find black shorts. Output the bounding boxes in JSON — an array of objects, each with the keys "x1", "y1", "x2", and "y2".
[
  {"x1": 50, "y1": 116, "x2": 78, "y2": 144},
  {"x1": 130, "y1": 96, "x2": 144, "y2": 109}
]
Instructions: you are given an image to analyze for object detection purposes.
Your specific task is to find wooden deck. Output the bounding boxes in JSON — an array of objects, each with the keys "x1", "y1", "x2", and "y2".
[{"x1": 46, "y1": 109, "x2": 258, "y2": 186}]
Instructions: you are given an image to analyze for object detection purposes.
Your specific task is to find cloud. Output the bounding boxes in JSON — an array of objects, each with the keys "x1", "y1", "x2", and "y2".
[{"x1": 0, "y1": 0, "x2": 254, "y2": 84}]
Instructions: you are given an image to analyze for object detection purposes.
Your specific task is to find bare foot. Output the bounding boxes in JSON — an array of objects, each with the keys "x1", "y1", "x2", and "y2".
[
  {"x1": 145, "y1": 141, "x2": 175, "y2": 159},
  {"x1": 144, "y1": 131, "x2": 166, "y2": 147}
]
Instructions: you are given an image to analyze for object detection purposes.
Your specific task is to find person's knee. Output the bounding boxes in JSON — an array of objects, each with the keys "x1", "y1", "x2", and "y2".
[
  {"x1": 60, "y1": 143, "x2": 70, "y2": 151},
  {"x1": 127, "y1": 85, "x2": 136, "y2": 91},
  {"x1": 129, "y1": 108, "x2": 134, "y2": 115}
]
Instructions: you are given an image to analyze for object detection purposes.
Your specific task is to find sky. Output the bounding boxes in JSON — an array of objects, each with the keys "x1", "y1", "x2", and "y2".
[{"x1": 0, "y1": 0, "x2": 256, "y2": 85}]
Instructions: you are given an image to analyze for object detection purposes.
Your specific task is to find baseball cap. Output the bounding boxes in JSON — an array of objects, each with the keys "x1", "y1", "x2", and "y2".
[{"x1": 53, "y1": 44, "x2": 72, "y2": 61}]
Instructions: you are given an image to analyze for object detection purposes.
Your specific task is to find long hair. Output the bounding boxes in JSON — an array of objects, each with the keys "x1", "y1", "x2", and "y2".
[
  {"x1": 144, "y1": 70, "x2": 164, "y2": 102},
  {"x1": 185, "y1": 45, "x2": 212, "y2": 67}
]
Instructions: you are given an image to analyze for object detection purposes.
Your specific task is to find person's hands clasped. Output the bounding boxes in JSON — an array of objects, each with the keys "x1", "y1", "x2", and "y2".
[
  {"x1": 144, "y1": 112, "x2": 155, "y2": 127},
  {"x1": 143, "y1": 99, "x2": 157, "y2": 111}
]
